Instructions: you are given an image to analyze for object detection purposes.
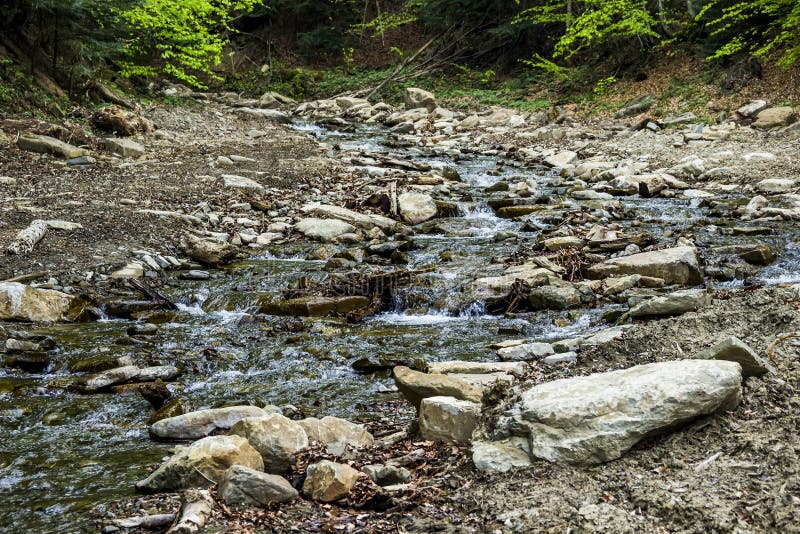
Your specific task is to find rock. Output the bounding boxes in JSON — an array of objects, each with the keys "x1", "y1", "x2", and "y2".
[
  {"x1": 127, "y1": 323, "x2": 158, "y2": 336},
  {"x1": 713, "y1": 243, "x2": 775, "y2": 265},
  {"x1": 428, "y1": 361, "x2": 526, "y2": 375},
  {"x1": 405, "y1": 88, "x2": 436, "y2": 112},
  {"x1": 603, "y1": 275, "x2": 640, "y2": 296},
  {"x1": 179, "y1": 234, "x2": 238, "y2": 267},
  {"x1": 138, "y1": 365, "x2": 180, "y2": 382},
  {"x1": 629, "y1": 289, "x2": 711, "y2": 317},
  {"x1": 92, "y1": 105, "x2": 155, "y2": 135},
  {"x1": 303, "y1": 460, "x2": 363, "y2": 502},
  {"x1": 147, "y1": 398, "x2": 184, "y2": 425},
  {"x1": 419, "y1": 396, "x2": 481, "y2": 443},
  {"x1": 259, "y1": 296, "x2": 370, "y2": 316},
  {"x1": 297, "y1": 416, "x2": 373, "y2": 448},
  {"x1": 528, "y1": 285, "x2": 592, "y2": 311},
  {"x1": 544, "y1": 150, "x2": 577, "y2": 168},
  {"x1": 736, "y1": 100, "x2": 768, "y2": 118},
  {"x1": 218, "y1": 465, "x2": 298, "y2": 507},
  {"x1": 221, "y1": 174, "x2": 264, "y2": 192},
  {"x1": 362, "y1": 464, "x2": 411, "y2": 486},
  {"x1": 105, "y1": 138, "x2": 144, "y2": 157},
  {"x1": 586, "y1": 246, "x2": 702, "y2": 286},
  {"x1": 5, "y1": 338, "x2": 42, "y2": 353},
  {"x1": 0, "y1": 282, "x2": 75, "y2": 323},
  {"x1": 497, "y1": 360, "x2": 742, "y2": 465},
  {"x1": 16, "y1": 134, "x2": 89, "y2": 159},
  {"x1": 542, "y1": 352, "x2": 578, "y2": 365},
  {"x1": 301, "y1": 203, "x2": 403, "y2": 234},
  {"x1": 393, "y1": 366, "x2": 483, "y2": 410},
  {"x1": 4, "y1": 352, "x2": 50, "y2": 372},
  {"x1": 755, "y1": 178, "x2": 795, "y2": 194},
  {"x1": 181, "y1": 270, "x2": 210, "y2": 281},
  {"x1": 543, "y1": 236, "x2": 585, "y2": 251},
  {"x1": 295, "y1": 218, "x2": 356, "y2": 241},
  {"x1": 69, "y1": 355, "x2": 134, "y2": 373},
  {"x1": 700, "y1": 336, "x2": 773, "y2": 377},
  {"x1": 615, "y1": 93, "x2": 655, "y2": 118},
  {"x1": 228, "y1": 414, "x2": 309, "y2": 473},
  {"x1": 497, "y1": 342, "x2": 554, "y2": 361},
  {"x1": 135, "y1": 435, "x2": 263, "y2": 493},
  {"x1": 149, "y1": 405, "x2": 271, "y2": 440},
  {"x1": 233, "y1": 108, "x2": 291, "y2": 122},
  {"x1": 472, "y1": 439, "x2": 532, "y2": 473},
  {"x1": 77, "y1": 365, "x2": 141, "y2": 393},
  {"x1": 398, "y1": 192, "x2": 437, "y2": 225},
  {"x1": 111, "y1": 262, "x2": 144, "y2": 278},
  {"x1": 752, "y1": 106, "x2": 796, "y2": 129}
]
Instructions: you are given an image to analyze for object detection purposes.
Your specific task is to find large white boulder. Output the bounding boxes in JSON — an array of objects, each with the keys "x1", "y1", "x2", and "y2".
[
  {"x1": 149, "y1": 406, "x2": 273, "y2": 440},
  {"x1": 0, "y1": 283, "x2": 76, "y2": 322},
  {"x1": 419, "y1": 396, "x2": 481, "y2": 443},
  {"x1": 404, "y1": 87, "x2": 436, "y2": 112},
  {"x1": 586, "y1": 246, "x2": 703, "y2": 286},
  {"x1": 294, "y1": 218, "x2": 356, "y2": 242},
  {"x1": 496, "y1": 360, "x2": 742, "y2": 465},
  {"x1": 228, "y1": 414, "x2": 309, "y2": 473},
  {"x1": 398, "y1": 192, "x2": 437, "y2": 225}
]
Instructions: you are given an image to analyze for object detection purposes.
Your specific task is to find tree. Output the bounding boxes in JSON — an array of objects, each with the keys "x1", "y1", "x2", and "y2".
[{"x1": 119, "y1": 0, "x2": 264, "y2": 88}]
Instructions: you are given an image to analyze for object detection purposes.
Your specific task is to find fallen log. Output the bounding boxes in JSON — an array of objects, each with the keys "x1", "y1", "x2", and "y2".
[
  {"x1": 114, "y1": 514, "x2": 176, "y2": 530},
  {"x1": 167, "y1": 489, "x2": 213, "y2": 534},
  {"x1": 7, "y1": 219, "x2": 47, "y2": 254}
]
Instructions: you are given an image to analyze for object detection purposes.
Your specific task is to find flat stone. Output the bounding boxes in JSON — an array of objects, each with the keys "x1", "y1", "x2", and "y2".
[
  {"x1": 586, "y1": 246, "x2": 702, "y2": 286},
  {"x1": 17, "y1": 134, "x2": 89, "y2": 159},
  {"x1": 221, "y1": 174, "x2": 264, "y2": 192},
  {"x1": 295, "y1": 218, "x2": 356, "y2": 241},
  {"x1": 218, "y1": 465, "x2": 298, "y2": 507},
  {"x1": 111, "y1": 262, "x2": 144, "y2": 279},
  {"x1": 544, "y1": 150, "x2": 577, "y2": 168},
  {"x1": 398, "y1": 192, "x2": 437, "y2": 225},
  {"x1": 259, "y1": 296, "x2": 370, "y2": 316},
  {"x1": 419, "y1": 396, "x2": 480, "y2": 443},
  {"x1": 629, "y1": 289, "x2": 711, "y2": 317},
  {"x1": 543, "y1": 236, "x2": 585, "y2": 251},
  {"x1": 297, "y1": 416, "x2": 373, "y2": 449},
  {"x1": 700, "y1": 336, "x2": 773, "y2": 377},
  {"x1": 77, "y1": 365, "x2": 141, "y2": 393},
  {"x1": 497, "y1": 342, "x2": 554, "y2": 361},
  {"x1": 497, "y1": 360, "x2": 742, "y2": 465},
  {"x1": 542, "y1": 351, "x2": 578, "y2": 365},
  {"x1": 428, "y1": 361, "x2": 526, "y2": 375},
  {"x1": 393, "y1": 366, "x2": 483, "y2": 410},
  {"x1": 362, "y1": 464, "x2": 411, "y2": 486},
  {"x1": 755, "y1": 179, "x2": 795, "y2": 194},
  {"x1": 150, "y1": 406, "x2": 271, "y2": 440},
  {"x1": 752, "y1": 106, "x2": 796, "y2": 129},
  {"x1": 301, "y1": 203, "x2": 403, "y2": 234},
  {"x1": 105, "y1": 138, "x2": 144, "y2": 157}
]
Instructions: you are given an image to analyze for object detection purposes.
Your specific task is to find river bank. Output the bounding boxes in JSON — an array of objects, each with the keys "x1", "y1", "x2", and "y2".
[{"x1": 1, "y1": 89, "x2": 798, "y2": 532}]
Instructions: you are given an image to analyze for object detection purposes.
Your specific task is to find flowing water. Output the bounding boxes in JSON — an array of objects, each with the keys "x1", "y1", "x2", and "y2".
[{"x1": 1, "y1": 122, "x2": 798, "y2": 532}]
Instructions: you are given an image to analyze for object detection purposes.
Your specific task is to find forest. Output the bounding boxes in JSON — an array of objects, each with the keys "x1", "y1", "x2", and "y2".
[{"x1": 0, "y1": 1, "x2": 799, "y2": 533}]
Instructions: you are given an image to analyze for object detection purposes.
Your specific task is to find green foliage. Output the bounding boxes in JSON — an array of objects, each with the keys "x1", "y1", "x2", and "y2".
[
  {"x1": 119, "y1": 0, "x2": 263, "y2": 88},
  {"x1": 593, "y1": 75, "x2": 617, "y2": 96},
  {"x1": 699, "y1": 0, "x2": 800, "y2": 67}
]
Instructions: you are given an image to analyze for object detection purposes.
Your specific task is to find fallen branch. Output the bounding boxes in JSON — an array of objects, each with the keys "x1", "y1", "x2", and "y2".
[
  {"x1": 114, "y1": 514, "x2": 176, "y2": 530},
  {"x1": 7, "y1": 219, "x2": 47, "y2": 254},
  {"x1": 1, "y1": 271, "x2": 49, "y2": 283},
  {"x1": 167, "y1": 489, "x2": 214, "y2": 534},
  {"x1": 767, "y1": 332, "x2": 799, "y2": 363},
  {"x1": 128, "y1": 278, "x2": 178, "y2": 310}
]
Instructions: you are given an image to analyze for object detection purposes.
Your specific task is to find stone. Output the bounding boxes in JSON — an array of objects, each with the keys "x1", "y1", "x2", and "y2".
[
  {"x1": 76, "y1": 366, "x2": 141, "y2": 393},
  {"x1": 0, "y1": 283, "x2": 76, "y2": 322},
  {"x1": 92, "y1": 105, "x2": 155, "y2": 135},
  {"x1": 179, "y1": 234, "x2": 238, "y2": 267},
  {"x1": 297, "y1": 416, "x2": 373, "y2": 448},
  {"x1": 221, "y1": 174, "x2": 264, "y2": 192},
  {"x1": 295, "y1": 218, "x2": 356, "y2": 241},
  {"x1": 111, "y1": 262, "x2": 144, "y2": 279},
  {"x1": 393, "y1": 366, "x2": 483, "y2": 410},
  {"x1": 614, "y1": 93, "x2": 655, "y2": 118},
  {"x1": 405, "y1": 87, "x2": 436, "y2": 112},
  {"x1": 398, "y1": 192, "x2": 437, "y2": 225},
  {"x1": 137, "y1": 365, "x2": 180, "y2": 382},
  {"x1": 528, "y1": 285, "x2": 591, "y2": 311},
  {"x1": 135, "y1": 435, "x2": 263, "y2": 493},
  {"x1": 497, "y1": 360, "x2": 742, "y2": 465},
  {"x1": 586, "y1": 246, "x2": 702, "y2": 286},
  {"x1": 629, "y1": 289, "x2": 711, "y2": 317},
  {"x1": 752, "y1": 106, "x2": 796, "y2": 129},
  {"x1": 712, "y1": 243, "x2": 775, "y2": 265},
  {"x1": 181, "y1": 270, "x2": 210, "y2": 280},
  {"x1": 5, "y1": 338, "x2": 42, "y2": 353},
  {"x1": 603, "y1": 275, "x2": 640, "y2": 296},
  {"x1": 149, "y1": 405, "x2": 270, "y2": 440},
  {"x1": 736, "y1": 100, "x2": 768, "y2": 118},
  {"x1": 472, "y1": 439, "x2": 532, "y2": 473},
  {"x1": 362, "y1": 464, "x2": 411, "y2": 486},
  {"x1": 542, "y1": 352, "x2": 578, "y2": 365},
  {"x1": 228, "y1": 414, "x2": 309, "y2": 473},
  {"x1": 543, "y1": 236, "x2": 585, "y2": 251},
  {"x1": 259, "y1": 296, "x2": 370, "y2": 316},
  {"x1": 428, "y1": 361, "x2": 526, "y2": 375},
  {"x1": 419, "y1": 396, "x2": 480, "y2": 443},
  {"x1": 17, "y1": 134, "x2": 89, "y2": 159},
  {"x1": 700, "y1": 336, "x2": 773, "y2": 377},
  {"x1": 756, "y1": 178, "x2": 795, "y2": 194},
  {"x1": 544, "y1": 151, "x2": 577, "y2": 168},
  {"x1": 4, "y1": 352, "x2": 50, "y2": 372},
  {"x1": 303, "y1": 460, "x2": 363, "y2": 502},
  {"x1": 497, "y1": 342, "x2": 554, "y2": 361},
  {"x1": 69, "y1": 355, "x2": 134, "y2": 373},
  {"x1": 301, "y1": 203, "x2": 403, "y2": 234},
  {"x1": 218, "y1": 465, "x2": 298, "y2": 507},
  {"x1": 105, "y1": 138, "x2": 144, "y2": 157},
  {"x1": 233, "y1": 108, "x2": 291, "y2": 123}
]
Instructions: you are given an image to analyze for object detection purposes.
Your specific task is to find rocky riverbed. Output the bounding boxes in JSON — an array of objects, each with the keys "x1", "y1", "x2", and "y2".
[{"x1": 0, "y1": 88, "x2": 799, "y2": 533}]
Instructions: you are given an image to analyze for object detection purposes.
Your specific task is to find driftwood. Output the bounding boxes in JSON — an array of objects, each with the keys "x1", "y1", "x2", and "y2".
[
  {"x1": 167, "y1": 489, "x2": 214, "y2": 534},
  {"x1": 1, "y1": 271, "x2": 49, "y2": 283},
  {"x1": 365, "y1": 33, "x2": 442, "y2": 100},
  {"x1": 85, "y1": 80, "x2": 137, "y2": 110},
  {"x1": 7, "y1": 219, "x2": 47, "y2": 254},
  {"x1": 114, "y1": 514, "x2": 176, "y2": 530},
  {"x1": 128, "y1": 278, "x2": 178, "y2": 310}
]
